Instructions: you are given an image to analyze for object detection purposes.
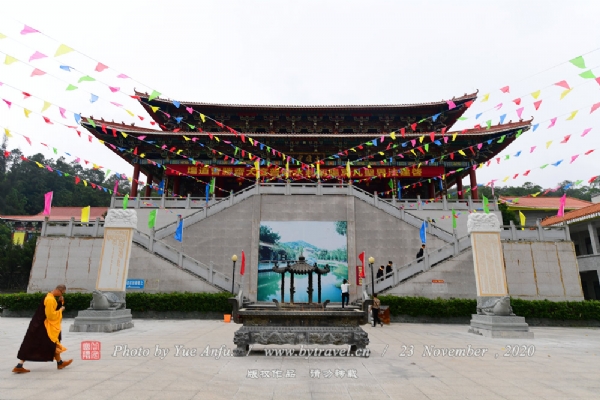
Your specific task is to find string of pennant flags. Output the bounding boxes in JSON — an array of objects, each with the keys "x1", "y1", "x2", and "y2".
[
  {"x1": 4, "y1": 21, "x2": 600, "y2": 194},
  {"x1": 4, "y1": 32, "x2": 600, "y2": 183}
]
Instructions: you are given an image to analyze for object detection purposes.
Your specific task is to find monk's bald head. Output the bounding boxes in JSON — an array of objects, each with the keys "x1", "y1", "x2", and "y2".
[{"x1": 55, "y1": 285, "x2": 66, "y2": 292}]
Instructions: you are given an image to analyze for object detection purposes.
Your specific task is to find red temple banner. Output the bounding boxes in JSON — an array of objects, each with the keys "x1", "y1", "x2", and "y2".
[{"x1": 165, "y1": 164, "x2": 445, "y2": 179}]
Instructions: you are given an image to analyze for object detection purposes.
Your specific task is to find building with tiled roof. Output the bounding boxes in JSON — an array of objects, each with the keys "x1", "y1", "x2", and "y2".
[
  {"x1": 540, "y1": 197, "x2": 600, "y2": 300},
  {"x1": 81, "y1": 91, "x2": 532, "y2": 201},
  {"x1": 500, "y1": 196, "x2": 592, "y2": 225}
]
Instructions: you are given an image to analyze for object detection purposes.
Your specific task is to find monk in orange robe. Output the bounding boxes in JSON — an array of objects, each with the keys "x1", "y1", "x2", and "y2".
[{"x1": 13, "y1": 284, "x2": 73, "y2": 373}]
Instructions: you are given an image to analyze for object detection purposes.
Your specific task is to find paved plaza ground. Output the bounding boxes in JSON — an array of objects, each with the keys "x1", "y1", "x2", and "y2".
[{"x1": 0, "y1": 318, "x2": 598, "y2": 399}]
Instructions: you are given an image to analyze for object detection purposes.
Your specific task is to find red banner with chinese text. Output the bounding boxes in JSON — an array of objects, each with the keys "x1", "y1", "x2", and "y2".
[{"x1": 165, "y1": 164, "x2": 445, "y2": 179}]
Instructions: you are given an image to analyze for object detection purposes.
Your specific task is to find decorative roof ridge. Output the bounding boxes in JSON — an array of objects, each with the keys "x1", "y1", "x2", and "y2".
[
  {"x1": 133, "y1": 90, "x2": 478, "y2": 109},
  {"x1": 541, "y1": 202, "x2": 600, "y2": 226}
]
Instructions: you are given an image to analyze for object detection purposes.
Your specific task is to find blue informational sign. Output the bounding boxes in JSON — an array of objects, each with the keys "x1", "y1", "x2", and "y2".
[{"x1": 126, "y1": 279, "x2": 145, "y2": 289}]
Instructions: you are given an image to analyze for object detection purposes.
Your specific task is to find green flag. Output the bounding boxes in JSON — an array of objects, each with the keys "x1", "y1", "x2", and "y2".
[
  {"x1": 579, "y1": 70, "x2": 596, "y2": 79},
  {"x1": 569, "y1": 55, "x2": 586, "y2": 69},
  {"x1": 148, "y1": 90, "x2": 161, "y2": 101},
  {"x1": 452, "y1": 209, "x2": 457, "y2": 229},
  {"x1": 388, "y1": 179, "x2": 394, "y2": 190},
  {"x1": 122, "y1": 194, "x2": 129, "y2": 209},
  {"x1": 483, "y1": 195, "x2": 489, "y2": 214},
  {"x1": 209, "y1": 177, "x2": 216, "y2": 194},
  {"x1": 148, "y1": 209, "x2": 157, "y2": 229}
]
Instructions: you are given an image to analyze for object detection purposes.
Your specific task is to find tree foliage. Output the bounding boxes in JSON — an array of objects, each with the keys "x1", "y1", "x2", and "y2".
[
  {"x1": 0, "y1": 221, "x2": 36, "y2": 291},
  {"x1": 259, "y1": 226, "x2": 280, "y2": 244},
  {"x1": 0, "y1": 145, "x2": 130, "y2": 215}
]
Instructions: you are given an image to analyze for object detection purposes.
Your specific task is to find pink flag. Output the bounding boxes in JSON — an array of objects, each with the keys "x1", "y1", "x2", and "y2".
[
  {"x1": 560, "y1": 135, "x2": 571, "y2": 143},
  {"x1": 555, "y1": 80, "x2": 570, "y2": 90},
  {"x1": 108, "y1": 86, "x2": 119, "y2": 93},
  {"x1": 516, "y1": 107, "x2": 524, "y2": 119},
  {"x1": 3, "y1": 99, "x2": 12, "y2": 108},
  {"x1": 95, "y1": 62, "x2": 108, "y2": 72},
  {"x1": 110, "y1": 102, "x2": 123, "y2": 107},
  {"x1": 557, "y1": 194, "x2": 566, "y2": 217},
  {"x1": 548, "y1": 118, "x2": 557, "y2": 128},
  {"x1": 29, "y1": 51, "x2": 47, "y2": 62},
  {"x1": 116, "y1": 73, "x2": 129, "y2": 79},
  {"x1": 591, "y1": 102, "x2": 600, "y2": 114},
  {"x1": 533, "y1": 100, "x2": 542, "y2": 110},
  {"x1": 21, "y1": 25, "x2": 39, "y2": 35},
  {"x1": 186, "y1": 107, "x2": 194, "y2": 114},
  {"x1": 494, "y1": 103, "x2": 503, "y2": 110},
  {"x1": 43, "y1": 191, "x2": 53, "y2": 215},
  {"x1": 582, "y1": 128, "x2": 592, "y2": 137},
  {"x1": 59, "y1": 107, "x2": 66, "y2": 118},
  {"x1": 570, "y1": 155, "x2": 579, "y2": 164},
  {"x1": 530, "y1": 146, "x2": 536, "y2": 153},
  {"x1": 113, "y1": 179, "x2": 119, "y2": 194},
  {"x1": 447, "y1": 100, "x2": 456, "y2": 110},
  {"x1": 500, "y1": 86, "x2": 510, "y2": 93},
  {"x1": 31, "y1": 68, "x2": 46, "y2": 77}
]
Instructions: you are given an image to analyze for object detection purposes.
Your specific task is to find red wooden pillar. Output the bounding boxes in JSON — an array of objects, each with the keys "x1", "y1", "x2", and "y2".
[
  {"x1": 428, "y1": 181, "x2": 435, "y2": 199},
  {"x1": 469, "y1": 167, "x2": 478, "y2": 200},
  {"x1": 130, "y1": 163, "x2": 140, "y2": 198},
  {"x1": 173, "y1": 176, "x2": 181, "y2": 197},
  {"x1": 456, "y1": 175, "x2": 464, "y2": 199},
  {"x1": 144, "y1": 174, "x2": 153, "y2": 197}
]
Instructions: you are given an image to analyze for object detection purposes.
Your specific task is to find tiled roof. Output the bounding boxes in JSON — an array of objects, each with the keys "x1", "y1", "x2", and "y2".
[
  {"x1": 542, "y1": 203, "x2": 600, "y2": 226},
  {"x1": 81, "y1": 119, "x2": 529, "y2": 138},
  {"x1": 133, "y1": 91, "x2": 479, "y2": 110},
  {"x1": 500, "y1": 196, "x2": 592, "y2": 211},
  {"x1": 0, "y1": 207, "x2": 108, "y2": 222}
]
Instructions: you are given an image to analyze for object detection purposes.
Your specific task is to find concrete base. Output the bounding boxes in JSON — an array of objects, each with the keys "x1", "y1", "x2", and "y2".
[
  {"x1": 69, "y1": 309, "x2": 134, "y2": 333},
  {"x1": 468, "y1": 314, "x2": 534, "y2": 339}
]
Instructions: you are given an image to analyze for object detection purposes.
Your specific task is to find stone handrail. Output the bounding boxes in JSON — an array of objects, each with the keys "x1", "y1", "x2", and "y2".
[
  {"x1": 132, "y1": 230, "x2": 238, "y2": 293},
  {"x1": 41, "y1": 217, "x2": 104, "y2": 237}
]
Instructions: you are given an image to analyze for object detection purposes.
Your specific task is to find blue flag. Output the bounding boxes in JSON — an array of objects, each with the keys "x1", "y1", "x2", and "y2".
[
  {"x1": 174, "y1": 218, "x2": 183, "y2": 242},
  {"x1": 158, "y1": 180, "x2": 165, "y2": 195},
  {"x1": 398, "y1": 181, "x2": 402, "y2": 200},
  {"x1": 439, "y1": 179, "x2": 443, "y2": 191},
  {"x1": 205, "y1": 184, "x2": 210, "y2": 203},
  {"x1": 419, "y1": 221, "x2": 427, "y2": 244}
]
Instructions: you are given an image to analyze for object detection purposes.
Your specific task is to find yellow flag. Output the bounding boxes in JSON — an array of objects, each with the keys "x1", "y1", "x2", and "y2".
[
  {"x1": 531, "y1": 90, "x2": 541, "y2": 99},
  {"x1": 532, "y1": 192, "x2": 540, "y2": 197},
  {"x1": 4, "y1": 128, "x2": 11, "y2": 138},
  {"x1": 546, "y1": 141, "x2": 552, "y2": 149},
  {"x1": 419, "y1": 135, "x2": 424, "y2": 143},
  {"x1": 390, "y1": 131, "x2": 396, "y2": 140},
  {"x1": 54, "y1": 44, "x2": 74, "y2": 57},
  {"x1": 150, "y1": 106, "x2": 160, "y2": 113},
  {"x1": 125, "y1": 109, "x2": 134, "y2": 116},
  {"x1": 481, "y1": 93, "x2": 490, "y2": 102},
  {"x1": 316, "y1": 162, "x2": 320, "y2": 178},
  {"x1": 83, "y1": 180, "x2": 88, "y2": 187},
  {"x1": 458, "y1": 150, "x2": 466, "y2": 156},
  {"x1": 0, "y1": 33, "x2": 6, "y2": 40},
  {"x1": 254, "y1": 160, "x2": 260, "y2": 180},
  {"x1": 4, "y1": 55, "x2": 17, "y2": 65},
  {"x1": 249, "y1": 138, "x2": 254, "y2": 145},
  {"x1": 346, "y1": 161, "x2": 351, "y2": 178},
  {"x1": 560, "y1": 89, "x2": 572, "y2": 100},
  {"x1": 286, "y1": 159, "x2": 289, "y2": 179},
  {"x1": 98, "y1": 140, "x2": 104, "y2": 144},
  {"x1": 200, "y1": 114, "x2": 206, "y2": 123},
  {"x1": 410, "y1": 149, "x2": 416, "y2": 156},
  {"x1": 502, "y1": 176, "x2": 509, "y2": 182},
  {"x1": 12, "y1": 232, "x2": 25, "y2": 246},
  {"x1": 81, "y1": 206, "x2": 90, "y2": 223},
  {"x1": 183, "y1": 136, "x2": 190, "y2": 141},
  {"x1": 519, "y1": 211, "x2": 526, "y2": 230},
  {"x1": 41, "y1": 101, "x2": 51, "y2": 112},
  {"x1": 566, "y1": 110, "x2": 578, "y2": 120},
  {"x1": 452, "y1": 133, "x2": 457, "y2": 141},
  {"x1": 378, "y1": 152, "x2": 384, "y2": 156},
  {"x1": 24, "y1": 109, "x2": 31, "y2": 118},
  {"x1": 121, "y1": 132, "x2": 128, "y2": 138},
  {"x1": 35, "y1": 162, "x2": 43, "y2": 168}
]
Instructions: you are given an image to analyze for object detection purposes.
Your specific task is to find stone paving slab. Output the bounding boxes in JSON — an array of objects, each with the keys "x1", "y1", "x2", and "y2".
[{"x1": 0, "y1": 318, "x2": 599, "y2": 399}]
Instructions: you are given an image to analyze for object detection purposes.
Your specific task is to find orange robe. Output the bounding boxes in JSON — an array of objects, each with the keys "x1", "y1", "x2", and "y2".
[{"x1": 43, "y1": 293, "x2": 67, "y2": 354}]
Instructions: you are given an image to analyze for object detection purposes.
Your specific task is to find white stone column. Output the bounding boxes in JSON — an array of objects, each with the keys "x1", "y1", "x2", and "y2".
[
  {"x1": 587, "y1": 222, "x2": 599, "y2": 255},
  {"x1": 96, "y1": 209, "x2": 138, "y2": 291}
]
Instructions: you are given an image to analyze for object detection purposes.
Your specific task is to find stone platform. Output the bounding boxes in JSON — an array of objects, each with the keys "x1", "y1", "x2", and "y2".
[
  {"x1": 69, "y1": 309, "x2": 134, "y2": 333},
  {"x1": 468, "y1": 314, "x2": 534, "y2": 338}
]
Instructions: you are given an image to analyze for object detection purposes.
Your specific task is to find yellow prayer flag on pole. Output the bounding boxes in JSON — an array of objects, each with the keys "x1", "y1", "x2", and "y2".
[
  {"x1": 286, "y1": 159, "x2": 289, "y2": 179},
  {"x1": 519, "y1": 211, "x2": 526, "y2": 230},
  {"x1": 316, "y1": 162, "x2": 320, "y2": 178},
  {"x1": 346, "y1": 161, "x2": 351, "y2": 178},
  {"x1": 12, "y1": 232, "x2": 25, "y2": 246},
  {"x1": 81, "y1": 206, "x2": 90, "y2": 223},
  {"x1": 254, "y1": 160, "x2": 260, "y2": 180}
]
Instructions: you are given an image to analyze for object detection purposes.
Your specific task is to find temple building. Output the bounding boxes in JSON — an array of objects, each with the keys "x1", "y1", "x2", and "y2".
[{"x1": 82, "y1": 91, "x2": 531, "y2": 200}]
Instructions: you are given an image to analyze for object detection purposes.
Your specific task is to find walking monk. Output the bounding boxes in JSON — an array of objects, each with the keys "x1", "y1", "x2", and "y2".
[{"x1": 12, "y1": 284, "x2": 73, "y2": 373}]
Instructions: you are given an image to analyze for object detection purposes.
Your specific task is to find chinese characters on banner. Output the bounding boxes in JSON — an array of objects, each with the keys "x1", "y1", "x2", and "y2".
[
  {"x1": 165, "y1": 165, "x2": 445, "y2": 179},
  {"x1": 356, "y1": 265, "x2": 364, "y2": 286}
]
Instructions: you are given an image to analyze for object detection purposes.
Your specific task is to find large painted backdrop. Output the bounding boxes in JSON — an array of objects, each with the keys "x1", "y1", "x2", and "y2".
[{"x1": 257, "y1": 221, "x2": 348, "y2": 302}]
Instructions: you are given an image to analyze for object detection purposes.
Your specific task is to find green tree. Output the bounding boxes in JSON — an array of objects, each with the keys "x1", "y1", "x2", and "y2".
[
  {"x1": 335, "y1": 221, "x2": 347, "y2": 236},
  {"x1": 259, "y1": 226, "x2": 280, "y2": 244}
]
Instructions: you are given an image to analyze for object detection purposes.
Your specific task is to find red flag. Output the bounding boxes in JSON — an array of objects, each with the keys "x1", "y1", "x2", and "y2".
[
  {"x1": 358, "y1": 252, "x2": 365, "y2": 278},
  {"x1": 240, "y1": 251, "x2": 246, "y2": 275}
]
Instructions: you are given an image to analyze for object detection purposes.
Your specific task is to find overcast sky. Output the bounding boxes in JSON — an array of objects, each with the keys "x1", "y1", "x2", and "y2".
[{"x1": 1, "y1": 0, "x2": 599, "y2": 190}]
